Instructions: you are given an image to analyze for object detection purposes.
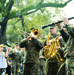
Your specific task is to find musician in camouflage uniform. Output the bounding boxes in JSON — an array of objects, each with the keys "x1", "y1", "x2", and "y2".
[
  {"x1": 45, "y1": 25, "x2": 65, "y2": 75},
  {"x1": 9, "y1": 43, "x2": 22, "y2": 75},
  {"x1": 19, "y1": 28, "x2": 43, "y2": 75},
  {"x1": 57, "y1": 28, "x2": 68, "y2": 75},
  {"x1": 39, "y1": 48, "x2": 46, "y2": 75},
  {"x1": 57, "y1": 17, "x2": 74, "y2": 75}
]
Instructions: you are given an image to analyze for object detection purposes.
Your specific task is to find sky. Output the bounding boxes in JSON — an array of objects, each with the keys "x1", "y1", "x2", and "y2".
[{"x1": 63, "y1": 0, "x2": 74, "y2": 24}]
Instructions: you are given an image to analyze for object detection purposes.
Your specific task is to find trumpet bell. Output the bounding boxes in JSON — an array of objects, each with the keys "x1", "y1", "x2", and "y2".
[{"x1": 31, "y1": 29, "x2": 39, "y2": 37}]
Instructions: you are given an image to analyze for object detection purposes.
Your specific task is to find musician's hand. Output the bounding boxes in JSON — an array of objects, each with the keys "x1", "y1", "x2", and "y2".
[
  {"x1": 29, "y1": 35, "x2": 32, "y2": 38},
  {"x1": 32, "y1": 36, "x2": 36, "y2": 39},
  {"x1": 56, "y1": 45, "x2": 60, "y2": 51},
  {"x1": 26, "y1": 35, "x2": 32, "y2": 41},
  {"x1": 31, "y1": 34, "x2": 36, "y2": 39},
  {"x1": 58, "y1": 36, "x2": 62, "y2": 40},
  {"x1": 47, "y1": 41, "x2": 51, "y2": 46},
  {"x1": 39, "y1": 56, "x2": 44, "y2": 59},
  {"x1": 63, "y1": 17, "x2": 69, "y2": 25},
  {"x1": 56, "y1": 21, "x2": 62, "y2": 30}
]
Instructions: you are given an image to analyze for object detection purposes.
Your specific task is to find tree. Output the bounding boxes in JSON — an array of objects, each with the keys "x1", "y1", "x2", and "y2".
[{"x1": 0, "y1": 0, "x2": 72, "y2": 44}]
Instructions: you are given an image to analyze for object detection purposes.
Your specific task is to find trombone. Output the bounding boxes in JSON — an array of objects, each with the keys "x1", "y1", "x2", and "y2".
[
  {"x1": 18, "y1": 28, "x2": 39, "y2": 37},
  {"x1": 18, "y1": 29, "x2": 30, "y2": 36}
]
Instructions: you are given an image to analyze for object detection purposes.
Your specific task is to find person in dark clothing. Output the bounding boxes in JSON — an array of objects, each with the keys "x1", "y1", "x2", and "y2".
[
  {"x1": 19, "y1": 28, "x2": 43, "y2": 75},
  {"x1": 57, "y1": 17, "x2": 74, "y2": 75},
  {"x1": 5, "y1": 47, "x2": 12, "y2": 75}
]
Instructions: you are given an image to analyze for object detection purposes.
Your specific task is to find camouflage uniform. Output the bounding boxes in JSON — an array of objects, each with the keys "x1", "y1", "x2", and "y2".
[
  {"x1": 20, "y1": 50, "x2": 26, "y2": 75},
  {"x1": 45, "y1": 33, "x2": 65, "y2": 75},
  {"x1": 60, "y1": 24, "x2": 74, "y2": 75},
  {"x1": 57, "y1": 47, "x2": 66, "y2": 75},
  {"x1": 57, "y1": 35, "x2": 66, "y2": 75},
  {"x1": 19, "y1": 38, "x2": 43, "y2": 75},
  {"x1": 9, "y1": 50, "x2": 22, "y2": 75},
  {"x1": 38, "y1": 50, "x2": 46, "y2": 75}
]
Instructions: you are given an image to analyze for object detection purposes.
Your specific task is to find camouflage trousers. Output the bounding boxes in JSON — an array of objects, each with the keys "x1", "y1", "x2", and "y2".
[
  {"x1": 57, "y1": 62, "x2": 66, "y2": 75},
  {"x1": 38, "y1": 65, "x2": 46, "y2": 75},
  {"x1": 38, "y1": 59, "x2": 46, "y2": 75},
  {"x1": 46, "y1": 62, "x2": 58, "y2": 75},
  {"x1": 24, "y1": 63, "x2": 39, "y2": 75},
  {"x1": 21, "y1": 63, "x2": 24, "y2": 75},
  {"x1": 11, "y1": 61, "x2": 19, "y2": 75},
  {"x1": 66, "y1": 57, "x2": 74, "y2": 75},
  {"x1": 0, "y1": 68, "x2": 6, "y2": 75}
]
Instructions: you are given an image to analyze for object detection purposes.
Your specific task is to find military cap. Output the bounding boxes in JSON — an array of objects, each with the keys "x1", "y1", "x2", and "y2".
[
  {"x1": 15, "y1": 43, "x2": 19, "y2": 46},
  {"x1": 49, "y1": 25, "x2": 55, "y2": 28}
]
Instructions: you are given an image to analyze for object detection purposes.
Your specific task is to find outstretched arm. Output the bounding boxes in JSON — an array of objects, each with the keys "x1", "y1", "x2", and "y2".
[
  {"x1": 63, "y1": 17, "x2": 74, "y2": 38},
  {"x1": 19, "y1": 35, "x2": 32, "y2": 48},
  {"x1": 56, "y1": 19, "x2": 69, "y2": 42}
]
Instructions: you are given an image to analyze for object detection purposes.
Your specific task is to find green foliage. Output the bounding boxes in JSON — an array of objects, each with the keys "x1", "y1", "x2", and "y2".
[{"x1": 0, "y1": 0, "x2": 72, "y2": 44}]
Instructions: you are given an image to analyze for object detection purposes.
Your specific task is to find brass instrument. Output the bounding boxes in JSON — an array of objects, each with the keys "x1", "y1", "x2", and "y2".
[
  {"x1": 18, "y1": 29, "x2": 30, "y2": 36},
  {"x1": 44, "y1": 34, "x2": 64, "y2": 62},
  {"x1": 18, "y1": 28, "x2": 39, "y2": 37},
  {"x1": 31, "y1": 28, "x2": 39, "y2": 37}
]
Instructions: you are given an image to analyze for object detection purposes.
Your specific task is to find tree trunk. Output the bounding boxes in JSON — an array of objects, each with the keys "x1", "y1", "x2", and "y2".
[
  {"x1": 0, "y1": 31, "x2": 6, "y2": 44},
  {"x1": 0, "y1": 0, "x2": 14, "y2": 44}
]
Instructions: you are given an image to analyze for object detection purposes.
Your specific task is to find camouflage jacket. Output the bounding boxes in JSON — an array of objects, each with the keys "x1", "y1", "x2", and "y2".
[
  {"x1": 20, "y1": 51, "x2": 26, "y2": 63},
  {"x1": 19, "y1": 38, "x2": 43, "y2": 63},
  {"x1": 60, "y1": 24, "x2": 74, "y2": 58},
  {"x1": 9, "y1": 50, "x2": 22, "y2": 63}
]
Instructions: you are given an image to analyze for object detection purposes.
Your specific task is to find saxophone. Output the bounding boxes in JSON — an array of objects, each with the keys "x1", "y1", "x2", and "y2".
[{"x1": 44, "y1": 34, "x2": 64, "y2": 62}]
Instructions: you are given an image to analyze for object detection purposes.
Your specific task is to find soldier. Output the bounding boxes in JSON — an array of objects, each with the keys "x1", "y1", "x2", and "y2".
[
  {"x1": 38, "y1": 48, "x2": 46, "y2": 75},
  {"x1": 20, "y1": 47, "x2": 26, "y2": 75},
  {"x1": 44, "y1": 25, "x2": 65, "y2": 75},
  {"x1": 9, "y1": 43, "x2": 22, "y2": 75},
  {"x1": 19, "y1": 28, "x2": 43, "y2": 75},
  {"x1": 57, "y1": 17, "x2": 74, "y2": 75}
]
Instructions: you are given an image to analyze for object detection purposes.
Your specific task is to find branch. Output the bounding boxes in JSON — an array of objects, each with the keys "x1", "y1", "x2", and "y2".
[
  {"x1": 0, "y1": 0, "x2": 6, "y2": 13},
  {"x1": 20, "y1": 15, "x2": 25, "y2": 31},
  {"x1": 8, "y1": 0, "x2": 72, "y2": 19},
  {"x1": 13, "y1": 19, "x2": 22, "y2": 25},
  {"x1": 5, "y1": 0, "x2": 14, "y2": 15},
  {"x1": 64, "y1": 0, "x2": 72, "y2": 5},
  {"x1": 0, "y1": 0, "x2": 6, "y2": 4},
  {"x1": 39, "y1": 0, "x2": 44, "y2": 4},
  {"x1": 22, "y1": 9, "x2": 38, "y2": 16}
]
